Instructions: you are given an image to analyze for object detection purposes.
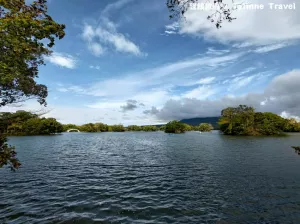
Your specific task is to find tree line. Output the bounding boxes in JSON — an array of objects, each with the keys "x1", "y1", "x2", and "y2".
[
  {"x1": 63, "y1": 121, "x2": 213, "y2": 133},
  {"x1": 0, "y1": 110, "x2": 215, "y2": 136},
  {"x1": 2, "y1": 106, "x2": 300, "y2": 137}
]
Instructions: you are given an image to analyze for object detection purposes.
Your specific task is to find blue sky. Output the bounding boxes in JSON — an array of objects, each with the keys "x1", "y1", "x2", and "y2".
[{"x1": 3, "y1": 0, "x2": 300, "y2": 125}]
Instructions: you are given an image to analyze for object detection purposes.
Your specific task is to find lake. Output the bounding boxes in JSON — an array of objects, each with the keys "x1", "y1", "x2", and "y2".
[{"x1": 1, "y1": 131, "x2": 300, "y2": 223}]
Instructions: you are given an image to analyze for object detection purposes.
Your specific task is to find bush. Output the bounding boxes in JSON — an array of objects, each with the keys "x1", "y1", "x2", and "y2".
[
  {"x1": 0, "y1": 134, "x2": 21, "y2": 171},
  {"x1": 110, "y1": 125, "x2": 125, "y2": 132},
  {"x1": 198, "y1": 123, "x2": 213, "y2": 132},
  {"x1": 165, "y1": 120, "x2": 186, "y2": 133}
]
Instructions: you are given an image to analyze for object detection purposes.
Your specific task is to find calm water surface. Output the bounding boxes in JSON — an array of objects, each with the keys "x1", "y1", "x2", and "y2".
[{"x1": 1, "y1": 131, "x2": 300, "y2": 224}]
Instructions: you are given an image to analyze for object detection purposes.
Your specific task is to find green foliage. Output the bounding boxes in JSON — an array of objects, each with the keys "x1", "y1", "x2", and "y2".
[
  {"x1": 0, "y1": 0, "x2": 65, "y2": 170},
  {"x1": 165, "y1": 120, "x2": 186, "y2": 133},
  {"x1": 22, "y1": 118, "x2": 41, "y2": 135},
  {"x1": 0, "y1": 110, "x2": 63, "y2": 135},
  {"x1": 198, "y1": 123, "x2": 213, "y2": 132},
  {"x1": 94, "y1": 123, "x2": 109, "y2": 132},
  {"x1": 142, "y1": 125, "x2": 158, "y2": 132},
  {"x1": 79, "y1": 123, "x2": 97, "y2": 132},
  {"x1": 159, "y1": 125, "x2": 166, "y2": 131},
  {"x1": 180, "y1": 117, "x2": 220, "y2": 129},
  {"x1": 76, "y1": 123, "x2": 124, "y2": 132},
  {"x1": 219, "y1": 105, "x2": 255, "y2": 135},
  {"x1": 0, "y1": 0, "x2": 65, "y2": 106},
  {"x1": 127, "y1": 125, "x2": 142, "y2": 131},
  {"x1": 254, "y1": 112, "x2": 286, "y2": 136},
  {"x1": 110, "y1": 124, "x2": 125, "y2": 132},
  {"x1": 183, "y1": 123, "x2": 192, "y2": 131},
  {"x1": 0, "y1": 134, "x2": 21, "y2": 171},
  {"x1": 284, "y1": 118, "x2": 300, "y2": 132},
  {"x1": 218, "y1": 105, "x2": 297, "y2": 136},
  {"x1": 39, "y1": 118, "x2": 63, "y2": 134},
  {"x1": 78, "y1": 123, "x2": 109, "y2": 132},
  {"x1": 62, "y1": 124, "x2": 79, "y2": 132}
]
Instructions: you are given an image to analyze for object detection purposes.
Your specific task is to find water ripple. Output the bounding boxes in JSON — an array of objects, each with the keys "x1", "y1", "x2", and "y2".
[{"x1": 1, "y1": 132, "x2": 300, "y2": 223}]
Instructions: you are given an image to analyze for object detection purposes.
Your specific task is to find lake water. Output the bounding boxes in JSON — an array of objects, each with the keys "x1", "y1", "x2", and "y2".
[{"x1": 1, "y1": 131, "x2": 300, "y2": 224}]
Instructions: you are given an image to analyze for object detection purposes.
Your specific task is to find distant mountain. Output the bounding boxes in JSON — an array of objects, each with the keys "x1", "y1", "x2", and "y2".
[
  {"x1": 141, "y1": 117, "x2": 220, "y2": 129},
  {"x1": 180, "y1": 117, "x2": 220, "y2": 129}
]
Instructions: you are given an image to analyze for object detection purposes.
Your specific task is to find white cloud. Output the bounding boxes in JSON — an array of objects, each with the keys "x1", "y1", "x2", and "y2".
[
  {"x1": 102, "y1": 0, "x2": 133, "y2": 16},
  {"x1": 232, "y1": 67, "x2": 256, "y2": 77},
  {"x1": 164, "y1": 22, "x2": 180, "y2": 35},
  {"x1": 61, "y1": 52, "x2": 241, "y2": 99},
  {"x1": 89, "y1": 65, "x2": 101, "y2": 70},
  {"x1": 173, "y1": 0, "x2": 300, "y2": 47},
  {"x1": 95, "y1": 27, "x2": 143, "y2": 56},
  {"x1": 155, "y1": 70, "x2": 300, "y2": 121},
  {"x1": 45, "y1": 52, "x2": 77, "y2": 69},
  {"x1": 82, "y1": 24, "x2": 94, "y2": 41},
  {"x1": 280, "y1": 111, "x2": 300, "y2": 121},
  {"x1": 165, "y1": 22, "x2": 180, "y2": 31},
  {"x1": 88, "y1": 42, "x2": 105, "y2": 56},
  {"x1": 183, "y1": 85, "x2": 216, "y2": 99},
  {"x1": 82, "y1": 0, "x2": 144, "y2": 57},
  {"x1": 229, "y1": 74, "x2": 257, "y2": 91},
  {"x1": 52, "y1": 51, "x2": 241, "y2": 124},
  {"x1": 82, "y1": 23, "x2": 144, "y2": 56},
  {"x1": 4, "y1": 70, "x2": 300, "y2": 125},
  {"x1": 253, "y1": 43, "x2": 291, "y2": 53},
  {"x1": 206, "y1": 47, "x2": 230, "y2": 55},
  {"x1": 165, "y1": 30, "x2": 176, "y2": 35},
  {"x1": 57, "y1": 86, "x2": 85, "y2": 94},
  {"x1": 196, "y1": 77, "x2": 215, "y2": 85},
  {"x1": 57, "y1": 87, "x2": 69, "y2": 93}
]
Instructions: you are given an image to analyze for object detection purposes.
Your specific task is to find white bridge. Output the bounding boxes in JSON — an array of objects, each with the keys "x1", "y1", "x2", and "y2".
[{"x1": 67, "y1": 129, "x2": 80, "y2": 132}]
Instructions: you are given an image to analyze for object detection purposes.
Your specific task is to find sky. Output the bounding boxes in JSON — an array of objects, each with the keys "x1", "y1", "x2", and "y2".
[{"x1": 2, "y1": 0, "x2": 300, "y2": 125}]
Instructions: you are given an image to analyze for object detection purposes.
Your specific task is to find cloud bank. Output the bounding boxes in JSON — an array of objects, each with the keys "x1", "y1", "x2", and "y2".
[{"x1": 152, "y1": 70, "x2": 300, "y2": 120}]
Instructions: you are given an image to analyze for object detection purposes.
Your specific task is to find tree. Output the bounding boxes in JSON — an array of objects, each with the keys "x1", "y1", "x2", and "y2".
[
  {"x1": 0, "y1": 135, "x2": 21, "y2": 171},
  {"x1": 159, "y1": 125, "x2": 166, "y2": 131},
  {"x1": 1, "y1": 112, "x2": 64, "y2": 135},
  {"x1": 219, "y1": 105, "x2": 290, "y2": 136},
  {"x1": 165, "y1": 120, "x2": 186, "y2": 133},
  {"x1": 284, "y1": 118, "x2": 300, "y2": 132},
  {"x1": 80, "y1": 123, "x2": 96, "y2": 132},
  {"x1": 22, "y1": 118, "x2": 41, "y2": 135},
  {"x1": 0, "y1": 0, "x2": 65, "y2": 170},
  {"x1": 167, "y1": 0, "x2": 237, "y2": 29},
  {"x1": 94, "y1": 123, "x2": 109, "y2": 132},
  {"x1": 110, "y1": 125, "x2": 125, "y2": 132},
  {"x1": 142, "y1": 125, "x2": 158, "y2": 132},
  {"x1": 219, "y1": 105, "x2": 255, "y2": 135},
  {"x1": 0, "y1": 0, "x2": 65, "y2": 106},
  {"x1": 254, "y1": 112, "x2": 286, "y2": 136},
  {"x1": 39, "y1": 118, "x2": 63, "y2": 134},
  {"x1": 198, "y1": 123, "x2": 213, "y2": 132},
  {"x1": 127, "y1": 125, "x2": 142, "y2": 131},
  {"x1": 63, "y1": 124, "x2": 79, "y2": 132},
  {"x1": 183, "y1": 123, "x2": 192, "y2": 131}
]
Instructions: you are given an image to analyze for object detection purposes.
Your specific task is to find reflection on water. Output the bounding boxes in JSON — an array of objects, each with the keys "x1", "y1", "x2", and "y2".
[{"x1": 1, "y1": 132, "x2": 300, "y2": 223}]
